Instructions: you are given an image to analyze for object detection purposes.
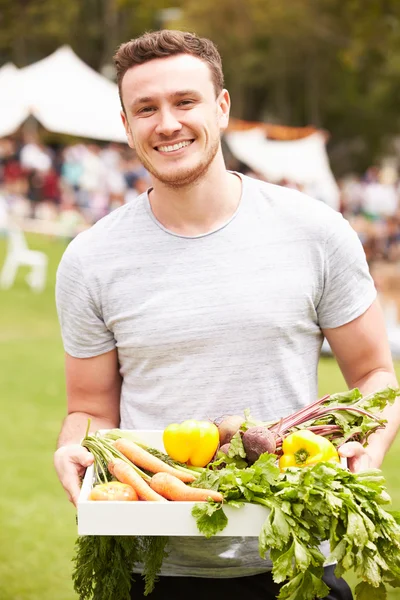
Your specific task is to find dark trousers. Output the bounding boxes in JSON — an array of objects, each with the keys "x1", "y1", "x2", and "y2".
[{"x1": 131, "y1": 565, "x2": 353, "y2": 599}]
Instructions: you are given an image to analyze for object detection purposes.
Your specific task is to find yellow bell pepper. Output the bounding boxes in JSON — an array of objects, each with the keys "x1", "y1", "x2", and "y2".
[
  {"x1": 163, "y1": 419, "x2": 220, "y2": 467},
  {"x1": 279, "y1": 430, "x2": 339, "y2": 470}
]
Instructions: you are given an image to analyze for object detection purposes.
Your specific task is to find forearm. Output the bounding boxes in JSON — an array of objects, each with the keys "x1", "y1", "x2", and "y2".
[
  {"x1": 353, "y1": 368, "x2": 400, "y2": 467},
  {"x1": 57, "y1": 411, "x2": 119, "y2": 448}
]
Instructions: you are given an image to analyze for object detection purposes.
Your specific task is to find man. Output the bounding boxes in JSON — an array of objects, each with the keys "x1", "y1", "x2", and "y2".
[{"x1": 54, "y1": 30, "x2": 399, "y2": 600}]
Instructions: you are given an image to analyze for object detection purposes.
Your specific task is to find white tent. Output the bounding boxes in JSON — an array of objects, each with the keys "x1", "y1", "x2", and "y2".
[
  {"x1": 0, "y1": 46, "x2": 127, "y2": 143},
  {"x1": 0, "y1": 63, "x2": 30, "y2": 138},
  {"x1": 225, "y1": 127, "x2": 340, "y2": 210},
  {"x1": 0, "y1": 48, "x2": 339, "y2": 206}
]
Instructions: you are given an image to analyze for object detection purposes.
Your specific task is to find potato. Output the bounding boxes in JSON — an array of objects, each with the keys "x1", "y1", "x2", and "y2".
[
  {"x1": 218, "y1": 415, "x2": 245, "y2": 446},
  {"x1": 242, "y1": 426, "x2": 276, "y2": 464}
]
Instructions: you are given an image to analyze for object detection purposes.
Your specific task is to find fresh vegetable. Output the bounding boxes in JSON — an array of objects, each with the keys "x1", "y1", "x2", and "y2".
[
  {"x1": 81, "y1": 428, "x2": 152, "y2": 485},
  {"x1": 278, "y1": 430, "x2": 339, "y2": 469},
  {"x1": 109, "y1": 458, "x2": 167, "y2": 502},
  {"x1": 242, "y1": 425, "x2": 277, "y2": 464},
  {"x1": 217, "y1": 414, "x2": 245, "y2": 446},
  {"x1": 73, "y1": 535, "x2": 168, "y2": 600},
  {"x1": 163, "y1": 419, "x2": 219, "y2": 467},
  {"x1": 219, "y1": 443, "x2": 231, "y2": 455},
  {"x1": 105, "y1": 429, "x2": 203, "y2": 476},
  {"x1": 150, "y1": 472, "x2": 224, "y2": 502},
  {"x1": 114, "y1": 437, "x2": 196, "y2": 483},
  {"x1": 89, "y1": 481, "x2": 138, "y2": 501},
  {"x1": 191, "y1": 454, "x2": 400, "y2": 600},
  {"x1": 73, "y1": 386, "x2": 400, "y2": 600},
  {"x1": 247, "y1": 386, "x2": 400, "y2": 453}
]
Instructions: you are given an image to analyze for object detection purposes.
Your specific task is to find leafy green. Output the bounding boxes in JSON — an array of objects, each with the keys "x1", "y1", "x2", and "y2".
[
  {"x1": 192, "y1": 459, "x2": 400, "y2": 600},
  {"x1": 72, "y1": 535, "x2": 169, "y2": 599},
  {"x1": 74, "y1": 387, "x2": 400, "y2": 599},
  {"x1": 227, "y1": 431, "x2": 247, "y2": 459},
  {"x1": 210, "y1": 450, "x2": 248, "y2": 469},
  {"x1": 191, "y1": 501, "x2": 228, "y2": 538},
  {"x1": 139, "y1": 537, "x2": 169, "y2": 596},
  {"x1": 328, "y1": 388, "x2": 363, "y2": 405},
  {"x1": 72, "y1": 536, "x2": 140, "y2": 600}
]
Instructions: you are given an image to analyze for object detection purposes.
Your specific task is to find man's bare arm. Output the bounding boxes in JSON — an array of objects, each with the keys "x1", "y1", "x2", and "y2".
[
  {"x1": 57, "y1": 349, "x2": 121, "y2": 445},
  {"x1": 54, "y1": 349, "x2": 122, "y2": 504},
  {"x1": 323, "y1": 298, "x2": 399, "y2": 470}
]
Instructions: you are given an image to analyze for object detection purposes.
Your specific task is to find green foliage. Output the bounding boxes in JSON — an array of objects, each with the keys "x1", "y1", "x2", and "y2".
[
  {"x1": 180, "y1": 0, "x2": 400, "y2": 173},
  {"x1": 72, "y1": 535, "x2": 169, "y2": 599},
  {"x1": 192, "y1": 460, "x2": 400, "y2": 600},
  {"x1": 73, "y1": 536, "x2": 140, "y2": 600},
  {"x1": 191, "y1": 501, "x2": 228, "y2": 538},
  {"x1": 139, "y1": 536, "x2": 169, "y2": 596},
  {"x1": 1, "y1": 0, "x2": 400, "y2": 170}
]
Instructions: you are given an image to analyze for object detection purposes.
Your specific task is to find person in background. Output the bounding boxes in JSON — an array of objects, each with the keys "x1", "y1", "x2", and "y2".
[{"x1": 54, "y1": 30, "x2": 399, "y2": 600}]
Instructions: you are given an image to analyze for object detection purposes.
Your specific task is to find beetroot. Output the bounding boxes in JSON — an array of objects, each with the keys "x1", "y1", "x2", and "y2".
[
  {"x1": 242, "y1": 426, "x2": 276, "y2": 464},
  {"x1": 219, "y1": 443, "x2": 231, "y2": 455},
  {"x1": 217, "y1": 415, "x2": 245, "y2": 446}
]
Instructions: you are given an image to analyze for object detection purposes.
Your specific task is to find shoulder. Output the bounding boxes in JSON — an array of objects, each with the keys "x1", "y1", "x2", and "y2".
[
  {"x1": 242, "y1": 174, "x2": 348, "y2": 236},
  {"x1": 63, "y1": 194, "x2": 146, "y2": 260}
]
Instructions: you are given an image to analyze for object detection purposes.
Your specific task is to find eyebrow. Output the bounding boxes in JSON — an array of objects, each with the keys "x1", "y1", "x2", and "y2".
[{"x1": 130, "y1": 89, "x2": 201, "y2": 110}]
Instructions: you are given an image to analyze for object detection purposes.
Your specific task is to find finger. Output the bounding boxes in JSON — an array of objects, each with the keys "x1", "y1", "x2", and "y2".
[
  {"x1": 347, "y1": 453, "x2": 371, "y2": 474},
  {"x1": 54, "y1": 445, "x2": 94, "y2": 471},
  {"x1": 72, "y1": 451, "x2": 94, "y2": 468},
  {"x1": 59, "y1": 467, "x2": 84, "y2": 506},
  {"x1": 338, "y1": 442, "x2": 365, "y2": 458},
  {"x1": 54, "y1": 445, "x2": 94, "y2": 504}
]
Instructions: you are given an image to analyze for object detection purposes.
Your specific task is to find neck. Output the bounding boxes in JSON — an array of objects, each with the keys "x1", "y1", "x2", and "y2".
[{"x1": 148, "y1": 153, "x2": 242, "y2": 236}]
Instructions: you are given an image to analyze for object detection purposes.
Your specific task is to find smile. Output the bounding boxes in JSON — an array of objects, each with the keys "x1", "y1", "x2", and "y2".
[{"x1": 156, "y1": 140, "x2": 194, "y2": 153}]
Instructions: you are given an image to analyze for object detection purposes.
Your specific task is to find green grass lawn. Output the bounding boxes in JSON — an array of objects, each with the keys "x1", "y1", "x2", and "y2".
[{"x1": 0, "y1": 233, "x2": 399, "y2": 600}]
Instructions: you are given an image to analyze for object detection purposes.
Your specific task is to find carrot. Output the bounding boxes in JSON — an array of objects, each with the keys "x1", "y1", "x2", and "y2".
[
  {"x1": 89, "y1": 481, "x2": 138, "y2": 501},
  {"x1": 109, "y1": 459, "x2": 167, "y2": 502},
  {"x1": 114, "y1": 437, "x2": 196, "y2": 483},
  {"x1": 150, "y1": 472, "x2": 224, "y2": 502}
]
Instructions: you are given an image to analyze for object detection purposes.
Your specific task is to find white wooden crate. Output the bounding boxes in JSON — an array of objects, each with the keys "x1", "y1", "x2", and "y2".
[{"x1": 77, "y1": 430, "x2": 270, "y2": 537}]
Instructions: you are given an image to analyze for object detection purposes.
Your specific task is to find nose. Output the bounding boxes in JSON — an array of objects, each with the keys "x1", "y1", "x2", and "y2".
[{"x1": 155, "y1": 108, "x2": 182, "y2": 137}]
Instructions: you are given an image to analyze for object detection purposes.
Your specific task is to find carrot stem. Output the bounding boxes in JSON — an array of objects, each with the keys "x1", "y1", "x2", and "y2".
[
  {"x1": 114, "y1": 438, "x2": 197, "y2": 483},
  {"x1": 82, "y1": 435, "x2": 152, "y2": 483},
  {"x1": 84, "y1": 418, "x2": 91, "y2": 439},
  {"x1": 104, "y1": 431, "x2": 203, "y2": 477}
]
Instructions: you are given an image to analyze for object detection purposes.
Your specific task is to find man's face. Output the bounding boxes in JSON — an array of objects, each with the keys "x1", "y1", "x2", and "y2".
[{"x1": 120, "y1": 54, "x2": 230, "y2": 188}]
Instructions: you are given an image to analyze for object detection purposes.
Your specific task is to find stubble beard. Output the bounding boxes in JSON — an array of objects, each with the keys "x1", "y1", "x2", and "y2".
[{"x1": 135, "y1": 134, "x2": 221, "y2": 190}]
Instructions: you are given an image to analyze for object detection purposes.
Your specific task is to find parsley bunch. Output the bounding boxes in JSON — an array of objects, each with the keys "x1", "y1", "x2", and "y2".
[{"x1": 192, "y1": 458, "x2": 400, "y2": 599}]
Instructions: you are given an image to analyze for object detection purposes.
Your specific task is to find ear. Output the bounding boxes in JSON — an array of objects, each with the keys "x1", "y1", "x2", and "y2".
[
  {"x1": 217, "y1": 89, "x2": 231, "y2": 132},
  {"x1": 120, "y1": 110, "x2": 135, "y2": 149}
]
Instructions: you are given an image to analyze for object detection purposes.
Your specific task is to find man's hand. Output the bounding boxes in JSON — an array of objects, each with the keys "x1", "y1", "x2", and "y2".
[
  {"x1": 338, "y1": 441, "x2": 375, "y2": 473},
  {"x1": 54, "y1": 445, "x2": 94, "y2": 506}
]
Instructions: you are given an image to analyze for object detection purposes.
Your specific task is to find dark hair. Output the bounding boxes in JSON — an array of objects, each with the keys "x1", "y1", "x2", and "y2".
[{"x1": 113, "y1": 30, "x2": 224, "y2": 110}]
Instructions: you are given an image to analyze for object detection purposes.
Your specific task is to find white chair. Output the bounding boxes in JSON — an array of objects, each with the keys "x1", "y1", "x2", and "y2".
[{"x1": 0, "y1": 226, "x2": 48, "y2": 292}]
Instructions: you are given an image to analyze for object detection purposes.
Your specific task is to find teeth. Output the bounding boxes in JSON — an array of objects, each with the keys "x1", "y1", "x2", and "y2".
[{"x1": 158, "y1": 140, "x2": 192, "y2": 153}]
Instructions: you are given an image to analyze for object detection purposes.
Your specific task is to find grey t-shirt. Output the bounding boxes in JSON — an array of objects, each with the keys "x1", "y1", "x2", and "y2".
[{"x1": 56, "y1": 173, "x2": 376, "y2": 577}]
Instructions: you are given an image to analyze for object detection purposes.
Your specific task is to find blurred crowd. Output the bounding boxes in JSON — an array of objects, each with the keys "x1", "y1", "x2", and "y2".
[
  {"x1": 1, "y1": 136, "x2": 400, "y2": 268},
  {"x1": 339, "y1": 166, "x2": 400, "y2": 264},
  {"x1": 0, "y1": 136, "x2": 150, "y2": 238}
]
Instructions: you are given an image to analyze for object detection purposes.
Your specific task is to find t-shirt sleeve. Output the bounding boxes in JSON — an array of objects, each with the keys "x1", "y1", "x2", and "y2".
[
  {"x1": 55, "y1": 243, "x2": 116, "y2": 358},
  {"x1": 317, "y1": 212, "x2": 377, "y2": 329}
]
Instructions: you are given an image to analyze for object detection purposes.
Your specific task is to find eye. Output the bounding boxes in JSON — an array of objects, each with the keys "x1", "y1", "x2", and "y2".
[
  {"x1": 178, "y1": 100, "x2": 194, "y2": 107},
  {"x1": 137, "y1": 106, "x2": 156, "y2": 115}
]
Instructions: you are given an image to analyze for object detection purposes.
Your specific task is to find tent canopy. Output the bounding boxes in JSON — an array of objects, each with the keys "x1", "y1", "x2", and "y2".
[
  {"x1": 224, "y1": 127, "x2": 339, "y2": 210},
  {"x1": 0, "y1": 47, "x2": 338, "y2": 208},
  {"x1": 0, "y1": 63, "x2": 30, "y2": 138},
  {"x1": 0, "y1": 46, "x2": 127, "y2": 142}
]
